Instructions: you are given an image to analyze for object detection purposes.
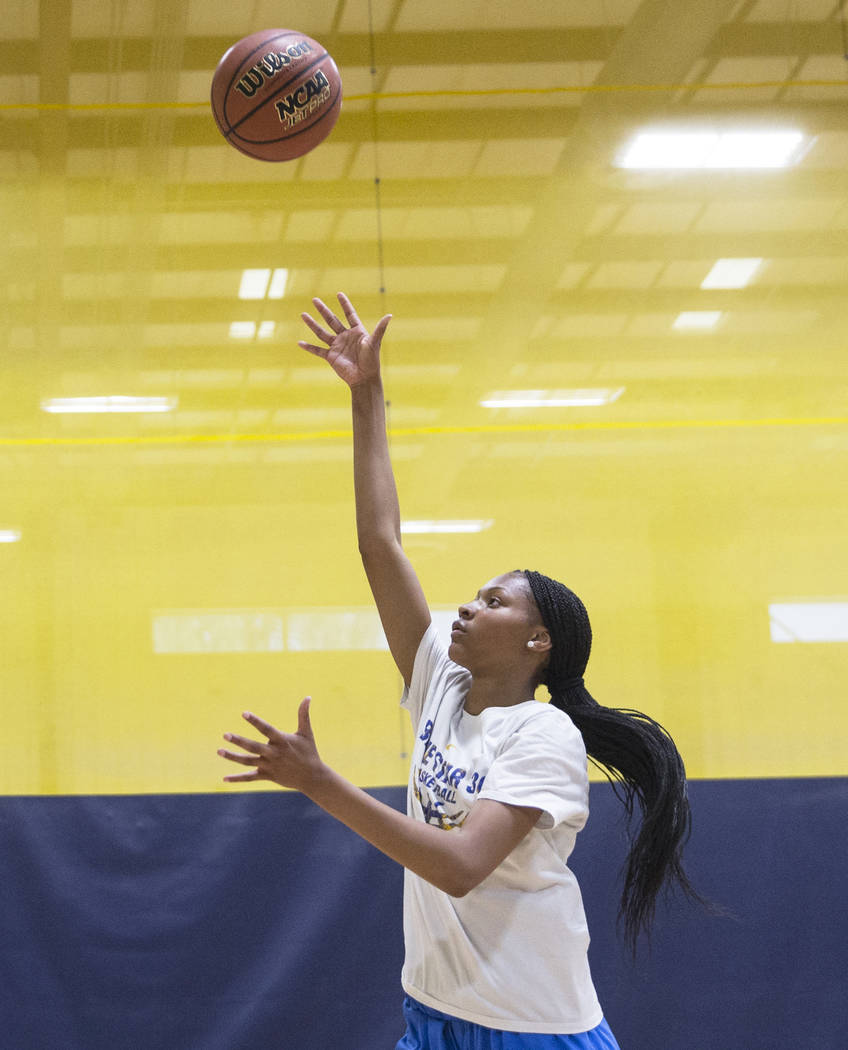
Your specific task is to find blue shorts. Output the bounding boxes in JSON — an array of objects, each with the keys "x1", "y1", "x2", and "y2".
[{"x1": 396, "y1": 997, "x2": 621, "y2": 1050}]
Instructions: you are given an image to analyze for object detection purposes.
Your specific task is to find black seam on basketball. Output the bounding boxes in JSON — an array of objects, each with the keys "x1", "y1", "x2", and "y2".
[
  {"x1": 227, "y1": 86, "x2": 341, "y2": 149},
  {"x1": 223, "y1": 50, "x2": 331, "y2": 134}
]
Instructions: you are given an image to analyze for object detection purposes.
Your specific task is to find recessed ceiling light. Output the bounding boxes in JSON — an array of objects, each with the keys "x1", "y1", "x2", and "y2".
[
  {"x1": 267, "y1": 268, "x2": 288, "y2": 299},
  {"x1": 701, "y1": 258, "x2": 763, "y2": 289},
  {"x1": 711, "y1": 131, "x2": 804, "y2": 168},
  {"x1": 480, "y1": 388, "x2": 624, "y2": 408},
  {"x1": 0, "y1": 529, "x2": 21, "y2": 543},
  {"x1": 239, "y1": 268, "x2": 288, "y2": 300},
  {"x1": 229, "y1": 321, "x2": 256, "y2": 339},
  {"x1": 400, "y1": 520, "x2": 494, "y2": 534},
  {"x1": 618, "y1": 131, "x2": 805, "y2": 169},
  {"x1": 238, "y1": 269, "x2": 271, "y2": 300},
  {"x1": 41, "y1": 396, "x2": 177, "y2": 413},
  {"x1": 769, "y1": 602, "x2": 848, "y2": 643},
  {"x1": 673, "y1": 311, "x2": 722, "y2": 330}
]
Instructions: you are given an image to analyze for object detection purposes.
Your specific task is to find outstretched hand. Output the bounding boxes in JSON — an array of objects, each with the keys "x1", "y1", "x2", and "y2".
[
  {"x1": 298, "y1": 292, "x2": 391, "y2": 388},
  {"x1": 218, "y1": 698, "x2": 324, "y2": 792}
]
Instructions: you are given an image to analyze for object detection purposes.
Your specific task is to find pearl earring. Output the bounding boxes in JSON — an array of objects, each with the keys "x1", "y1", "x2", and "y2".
[{"x1": 526, "y1": 641, "x2": 534, "y2": 649}]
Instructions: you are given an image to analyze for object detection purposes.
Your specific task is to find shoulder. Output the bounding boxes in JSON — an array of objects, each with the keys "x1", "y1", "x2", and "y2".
[
  {"x1": 478, "y1": 702, "x2": 590, "y2": 829},
  {"x1": 509, "y1": 700, "x2": 583, "y2": 742},
  {"x1": 494, "y1": 702, "x2": 588, "y2": 767}
]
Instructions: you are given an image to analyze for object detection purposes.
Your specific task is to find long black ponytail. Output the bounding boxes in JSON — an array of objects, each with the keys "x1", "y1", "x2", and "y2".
[{"x1": 521, "y1": 569, "x2": 702, "y2": 954}]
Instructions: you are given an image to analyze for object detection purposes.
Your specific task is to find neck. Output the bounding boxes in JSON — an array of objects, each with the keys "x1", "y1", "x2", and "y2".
[{"x1": 463, "y1": 670, "x2": 538, "y2": 716}]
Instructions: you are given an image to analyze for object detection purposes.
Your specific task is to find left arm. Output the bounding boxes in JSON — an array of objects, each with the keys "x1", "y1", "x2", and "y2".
[{"x1": 219, "y1": 699, "x2": 541, "y2": 898}]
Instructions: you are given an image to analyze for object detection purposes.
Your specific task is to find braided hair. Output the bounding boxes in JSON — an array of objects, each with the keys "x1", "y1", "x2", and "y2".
[{"x1": 520, "y1": 569, "x2": 701, "y2": 954}]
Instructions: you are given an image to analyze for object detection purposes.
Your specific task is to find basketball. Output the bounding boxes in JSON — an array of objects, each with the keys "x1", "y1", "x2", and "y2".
[{"x1": 210, "y1": 28, "x2": 342, "y2": 162}]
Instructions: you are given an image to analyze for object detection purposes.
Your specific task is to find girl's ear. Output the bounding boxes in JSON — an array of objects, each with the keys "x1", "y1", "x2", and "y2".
[{"x1": 528, "y1": 628, "x2": 552, "y2": 653}]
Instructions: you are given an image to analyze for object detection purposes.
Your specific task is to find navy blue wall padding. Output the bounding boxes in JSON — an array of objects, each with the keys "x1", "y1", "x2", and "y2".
[
  {"x1": 0, "y1": 791, "x2": 406, "y2": 1050},
  {"x1": 572, "y1": 777, "x2": 848, "y2": 1049},
  {"x1": 1, "y1": 778, "x2": 845, "y2": 1050}
]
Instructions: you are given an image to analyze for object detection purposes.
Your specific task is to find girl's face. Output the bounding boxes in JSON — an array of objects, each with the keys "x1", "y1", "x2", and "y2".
[{"x1": 449, "y1": 572, "x2": 548, "y2": 674}]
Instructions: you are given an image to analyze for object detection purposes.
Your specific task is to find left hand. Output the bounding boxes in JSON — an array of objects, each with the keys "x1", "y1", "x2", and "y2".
[{"x1": 218, "y1": 698, "x2": 324, "y2": 792}]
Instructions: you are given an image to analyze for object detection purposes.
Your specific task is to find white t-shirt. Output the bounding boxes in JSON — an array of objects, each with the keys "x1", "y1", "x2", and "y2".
[{"x1": 400, "y1": 623, "x2": 603, "y2": 1035}]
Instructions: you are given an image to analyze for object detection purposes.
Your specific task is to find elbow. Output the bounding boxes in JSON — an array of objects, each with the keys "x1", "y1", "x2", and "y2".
[
  {"x1": 358, "y1": 533, "x2": 402, "y2": 561},
  {"x1": 435, "y1": 860, "x2": 485, "y2": 899},
  {"x1": 445, "y1": 881, "x2": 473, "y2": 899},
  {"x1": 436, "y1": 876, "x2": 472, "y2": 899},
  {"x1": 428, "y1": 836, "x2": 498, "y2": 897},
  {"x1": 443, "y1": 874, "x2": 483, "y2": 899}
]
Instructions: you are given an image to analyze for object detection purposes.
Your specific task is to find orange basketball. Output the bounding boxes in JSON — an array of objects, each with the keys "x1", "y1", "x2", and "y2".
[{"x1": 210, "y1": 28, "x2": 342, "y2": 162}]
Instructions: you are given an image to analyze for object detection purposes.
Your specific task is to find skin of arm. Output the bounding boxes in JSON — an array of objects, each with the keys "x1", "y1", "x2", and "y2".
[
  {"x1": 300, "y1": 294, "x2": 430, "y2": 687},
  {"x1": 350, "y1": 378, "x2": 431, "y2": 687},
  {"x1": 219, "y1": 701, "x2": 542, "y2": 898}
]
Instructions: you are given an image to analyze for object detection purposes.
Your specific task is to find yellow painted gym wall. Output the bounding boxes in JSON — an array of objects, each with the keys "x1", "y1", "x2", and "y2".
[{"x1": 2, "y1": 0, "x2": 847, "y2": 795}]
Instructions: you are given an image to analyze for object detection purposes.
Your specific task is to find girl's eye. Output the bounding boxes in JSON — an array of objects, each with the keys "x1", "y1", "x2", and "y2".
[{"x1": 488, "y1": 598, "x2": 500, "y2": 606}]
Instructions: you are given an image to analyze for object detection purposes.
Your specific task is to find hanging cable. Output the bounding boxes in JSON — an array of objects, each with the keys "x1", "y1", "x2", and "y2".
[
  {"x1": 367, "y1": 0, "x2": 387, "y2": 302},
  {"x1": 840, "y1": 0, "x2": 848, "y2": 60}
]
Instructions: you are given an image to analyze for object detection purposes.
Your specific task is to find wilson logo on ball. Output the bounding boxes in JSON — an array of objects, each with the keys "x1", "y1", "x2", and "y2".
[{"x1": 234, "y1": 42, "x2": 314, "y2": 99}]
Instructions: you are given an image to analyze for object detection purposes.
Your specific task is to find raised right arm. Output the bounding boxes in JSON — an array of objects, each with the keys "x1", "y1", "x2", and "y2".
[
  {"x1": 299, "y1": 293, "x2": 430, "y2": 687},
  {"x1": 350, "y1": 378, "x2": 431, "y2": 685}
]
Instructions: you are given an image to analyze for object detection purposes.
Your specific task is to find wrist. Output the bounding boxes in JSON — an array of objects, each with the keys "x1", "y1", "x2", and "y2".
[
  {"x1": 299, "y1": 760, "x2": 337, "y2": 802},
  {"x1": 350, "y1": 375, "x2": 383, "y2": 398},
  {"x1": 350, "y1": 378, "x2": 387, "y2": 424}
]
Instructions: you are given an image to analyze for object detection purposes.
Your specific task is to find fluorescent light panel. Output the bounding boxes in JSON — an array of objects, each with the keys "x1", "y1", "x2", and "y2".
[
  {"x1": 0, "y1": 529, "x2": 21, "y2": 543},
  {"x1": 230, "y1": 321, "x2": 256, "y2": 339},
  {"x1": 619, "y1": 131, "x2": 804, "y2": 169},
  {"x1": 152, "y1": 605, "x2": 458, "y2": 654},
  {"x1": 238, "y1": 269, "x2": 270, "y2": 299},
  {"x1": 268, "y1": 268, "x2": 288, "y2": 299},
  {"x1": 41, "y1": 396, "x2": 177, "y2": 413},
  {"x1": 769, "y1": 602, "x2": 848, "y2": 643},
  {"x1": 238, "y1": 267, "x2": 288, "y2": 300},
  {"x1": 230, "y1": 321, "x2": 276, "y2": 339},
  {"x1": 401, "y1": 519, "x2": 493, "y2": 534},
  {"x1": 701, "y1": 258, "x2": 763, "y2": 289},
  {"x1": 673, "y1": 311, "x2": 722, "y2": 330},
  {"x1": 481, "y1": 388, "x2": 624, "y2": 408}
]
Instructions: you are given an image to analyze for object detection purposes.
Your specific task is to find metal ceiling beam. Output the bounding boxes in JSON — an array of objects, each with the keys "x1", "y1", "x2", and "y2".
[
  {"x1": 469, "y1": 0, "x2": 749, "y2": 375},
  {"x1": 3, "y1": 18, "x2": 839, "y2": 77}
]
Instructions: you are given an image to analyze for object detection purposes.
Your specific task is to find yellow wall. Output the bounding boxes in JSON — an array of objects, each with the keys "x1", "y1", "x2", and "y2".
[
  {"x1": 2, "y1": 1, "x2": 847, "y2": 793},
  {"x1": 3, "y1": 416, "x2": 845, "y2": 793}
]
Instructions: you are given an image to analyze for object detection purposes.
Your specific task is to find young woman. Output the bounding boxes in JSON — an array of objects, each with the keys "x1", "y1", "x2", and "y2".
[{"x1": 218, "y1": 293, "x2": 699, "y2": 1049}]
